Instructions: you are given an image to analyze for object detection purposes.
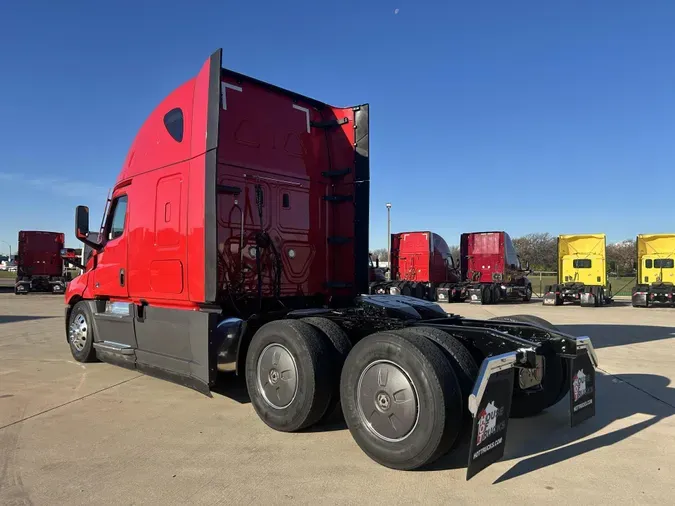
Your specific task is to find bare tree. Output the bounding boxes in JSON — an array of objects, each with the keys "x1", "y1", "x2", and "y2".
[
  {"x1": 607, "y1": 240, "x2": 635, "y2": 275},
  {"x1": 448, "y1": 245, "x2": 460, "y2": 263},
  {"x1": 372, "y1": 248, "x2": 389, "y2": 261},
  {"x1": 513, "y1": 233, "x2": 557, "y2": 271}
]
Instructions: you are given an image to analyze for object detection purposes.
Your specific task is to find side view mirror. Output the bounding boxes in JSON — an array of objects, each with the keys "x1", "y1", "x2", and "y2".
[
  {"x1": 75, "y1": 206, "x2": 102, "y2": 251},
  {"x1": 76, "y1": 205, "x2": 90, "y2": 239}
]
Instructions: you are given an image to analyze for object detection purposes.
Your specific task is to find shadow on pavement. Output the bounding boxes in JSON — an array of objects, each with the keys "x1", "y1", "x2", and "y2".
[
  {"x1": 493, "y1": 372, "x2": 674, "y2": 483},
  {"x1": 558, "y1": 324, "x2": 675, "y2": 349},
  {"x1": 431, "y1": 371, "x2": 674, "y2": 478},
  {"x1": 211, "y1": 375, "x2": 348, "y2": 432},
  {"x1": 0, "y1": 315, "x2": 58, "y2": 324},
  {"x1": 211, "y1": 375, "x2": 251, "y2": 405}
]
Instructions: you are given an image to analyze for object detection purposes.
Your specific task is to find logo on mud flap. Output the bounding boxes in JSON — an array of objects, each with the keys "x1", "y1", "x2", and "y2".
[
  {"x1": 573, "y1": 369, "x2": 587, "y2": 401},
  {"x1": 476, "y1": 401, "x2": 505, "y2": 445}
]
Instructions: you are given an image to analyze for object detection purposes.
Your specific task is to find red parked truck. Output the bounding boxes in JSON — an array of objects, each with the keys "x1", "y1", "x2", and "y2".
[
  {"x1": 63, "y1": 49, "x2": 598, "y2": 478},
  {"x1": 370, "y1": 231, "x2": 464, "y2": 301},
  {"x1": 461, "y1": 231, "x2": 533, "y2": 304},
  {"x1": 14, "y1": 230, "x2": 68, "y2": 295}
]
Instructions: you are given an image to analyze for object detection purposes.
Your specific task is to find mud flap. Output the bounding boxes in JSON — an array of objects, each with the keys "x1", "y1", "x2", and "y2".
[
  {"x1": 466, "y1": 352, "x2": 518, "y2": 480},
  {"x1": 15, "y1": 281, "x2": 30, "y2": 294},
  {"x1": 580, "y1": 292, "x2": 596, "y2": 307},
  {"x1": 468, "y1": 287, "x2": 482, "y2": 304},
  {"x1": 435, "y1": 287, "x2": 451, "y2": 302},
  {"x1": 569, "y1": 351, "x2": 596, "y2": 427},
  {"x1": 631, "y1": 291, "x2": 648, "y2": 307},
  {"x1": 543, "y1": 291, "x2": 559, "y2": 305}
]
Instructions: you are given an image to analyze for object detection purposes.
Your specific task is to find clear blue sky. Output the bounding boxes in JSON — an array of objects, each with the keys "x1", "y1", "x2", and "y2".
[{"x1": 1, "y1": 0, "x2": 674, "y2": 254}]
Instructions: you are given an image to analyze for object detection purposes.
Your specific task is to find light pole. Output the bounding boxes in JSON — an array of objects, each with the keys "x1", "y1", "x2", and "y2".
[
  {"x1": 0, "y1": 240, "x2": 11, "y2": 260},
  {"x1": 386, "y1": 203, "x2": 392, "y2": 271}
]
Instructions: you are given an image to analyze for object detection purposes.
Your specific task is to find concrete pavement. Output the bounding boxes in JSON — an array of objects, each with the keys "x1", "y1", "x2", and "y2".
[{"x1": 1, "y1": 294, "x2": 674, "y2": 505}]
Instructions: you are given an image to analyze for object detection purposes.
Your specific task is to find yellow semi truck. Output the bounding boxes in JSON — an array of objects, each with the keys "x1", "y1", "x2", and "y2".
[
  {"x1": 543, "y1": 233, "x2": 612, "y2": 307},
  {"x1": 631, "y1": 234, "x2": 675, "y2": 307}
]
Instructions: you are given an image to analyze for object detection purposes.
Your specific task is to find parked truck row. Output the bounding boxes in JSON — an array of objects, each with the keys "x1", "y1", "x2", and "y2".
[
  {"x1": 369, "y1": 230, "x2": 672, "y2": 309},
  {"x1": 369, "y1": 230, "x2": 532, "y2": 306}
]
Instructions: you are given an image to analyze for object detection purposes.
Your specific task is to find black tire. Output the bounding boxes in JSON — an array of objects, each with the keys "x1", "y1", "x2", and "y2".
[
  {"x1": 301, "y1": 317, "x2": 352, "y2": 422},
  {"x1": 488, "y1": 315, "x2": 568, "y2": 417},
  {"x1": 245, "y1": 320, "x2": 333, "y2": 432},
  {"x1": 340, "y1": 331, "x2": 463, "y2": 470},
  {"x1": 392, "y1": 326, "x2": 478, "y2": 443},
  {"x1": 523, "y1": 284, "x2": 532, "y2": 302},
  {"x1": 492, "y1": 284, "x2": 501, "y2": 304},
  {"x1": 480, "y1": 285, "x2": 491, "y2": 305},
  {"x1": 392, "y1": 327, "x2": 478, "y2": 401},
  {"x1": 414, "y1": 283, "x2": 426, "y2": 300},
  {"x1": 68, "y1": 301, "x2": 98, "y2": 363}
]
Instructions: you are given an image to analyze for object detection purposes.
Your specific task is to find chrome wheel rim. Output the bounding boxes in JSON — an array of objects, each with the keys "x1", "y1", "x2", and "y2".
[
  {"x1": 256, "y1": 344, "x2": 298, "y2": 409},
  {"x1": 69, "y1": 313, "x2": 88, "y2": 352},
  {"x1": 357, "y1": 360, "x2": 419, "y2": 442}
]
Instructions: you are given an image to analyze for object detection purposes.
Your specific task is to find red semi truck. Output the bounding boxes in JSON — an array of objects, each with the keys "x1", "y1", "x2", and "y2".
[
  {"x1": 63, "y1": 49, "x2": 598, "y2": 478},
  {"x1": 370, "y1": 231, "x2": 464, "y2": 301},
  {"x1": 371, "y1": 231, "x2": 532, "y2": 305},
  {"x1": 14, "y1": 230, "x2": 68, "y2": 295},
  {"x1": 461, "y1": 231, "x2": 533, "y2": 304}
]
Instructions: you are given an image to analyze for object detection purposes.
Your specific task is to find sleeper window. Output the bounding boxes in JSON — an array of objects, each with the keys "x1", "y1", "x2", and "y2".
[
  {"x1": 163, "y1": 108, "x2": 184, "y2": 142},
  {"x1": 573, "y1": 259, "x2": 592, "y2": 269}
]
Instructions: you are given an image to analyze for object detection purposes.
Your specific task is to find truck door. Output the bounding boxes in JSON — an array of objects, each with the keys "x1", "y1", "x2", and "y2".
[
  {"x1": 91, "y1": 191, "x2": 138, "y2": 351},
  {"x1": 93, "y1": 193, "x2": 129, "y2": 298}
]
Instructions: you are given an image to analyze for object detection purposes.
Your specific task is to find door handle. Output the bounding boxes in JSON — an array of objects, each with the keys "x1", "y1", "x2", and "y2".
[{"x1": 119, "y1": 268, "x2": 125, "y2": 287}]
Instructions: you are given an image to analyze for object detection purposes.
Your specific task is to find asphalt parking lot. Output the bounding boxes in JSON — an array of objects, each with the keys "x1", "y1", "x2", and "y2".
[{"x1": 1, "y1": 292, "x2": 674, "y2": 505}]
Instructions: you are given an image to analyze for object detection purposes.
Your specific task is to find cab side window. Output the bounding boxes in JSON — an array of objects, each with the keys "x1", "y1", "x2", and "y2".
[
  {"x1": 504, "y1": 235, "x2": 519, "y2": 268},
  {"x1": 108, "y1": 195, "x2": 128, "y2": 241}
]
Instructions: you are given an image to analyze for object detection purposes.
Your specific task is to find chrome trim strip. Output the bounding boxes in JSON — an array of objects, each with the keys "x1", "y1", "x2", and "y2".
[
  {"x1": 468, "y1": 351, "x2": 519, "y2": 416},
  {"x1": 93, "y1": 341, "x2": 134, "y2": 356},
  {"x1": 575, "y1": 336, "x2": 599, "y2": 367}
]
